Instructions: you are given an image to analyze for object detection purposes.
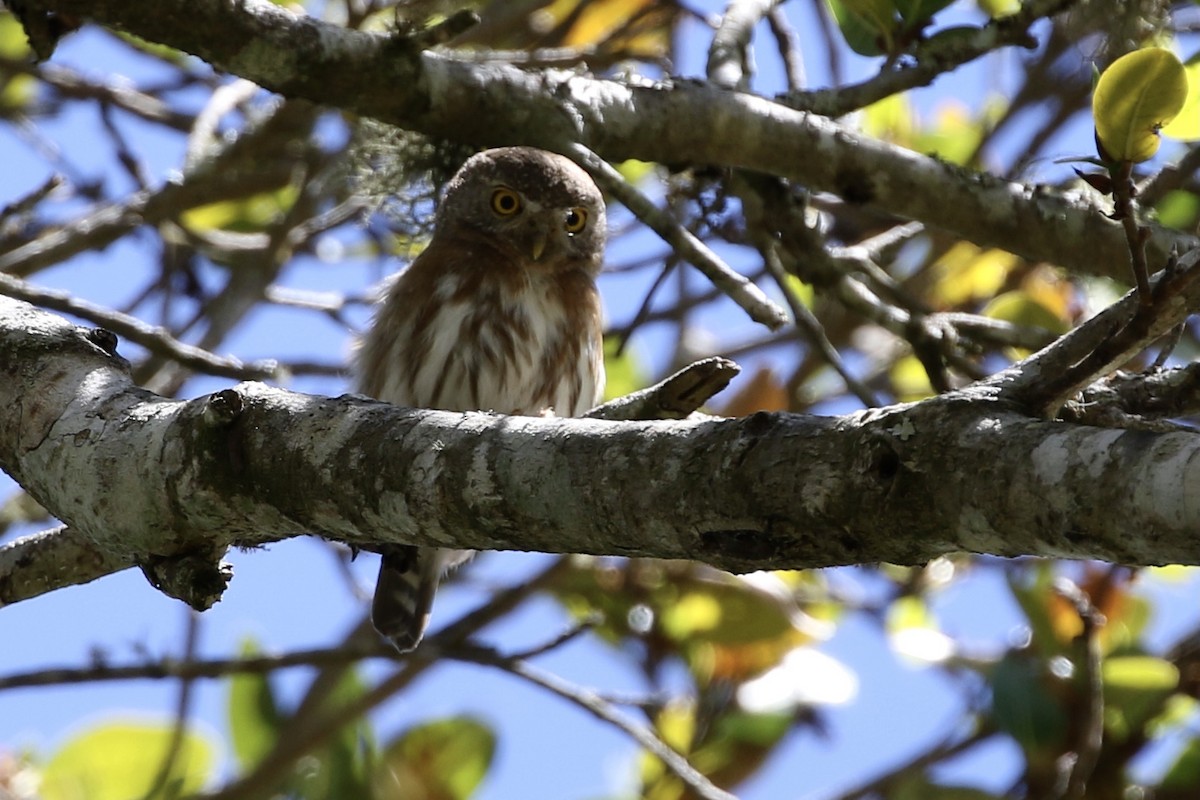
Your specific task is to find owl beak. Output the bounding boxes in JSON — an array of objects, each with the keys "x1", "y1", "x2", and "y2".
[{"x1": 530, "y1": 230, "x2": 549, "y2": 261}]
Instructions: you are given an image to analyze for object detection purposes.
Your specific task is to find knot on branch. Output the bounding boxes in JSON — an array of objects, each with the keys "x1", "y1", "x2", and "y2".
[{"x1": 140, "y1": 550, "x2": 232, "y2": 611}]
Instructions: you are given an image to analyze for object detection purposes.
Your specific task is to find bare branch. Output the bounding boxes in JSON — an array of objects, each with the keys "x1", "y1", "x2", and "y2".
[
  {"x1": 566, "y1": 143, "x2": 789, "y2": 330},
  {"x1": 997, "y1": 247, "x2": 1200, "y2": 415},
  {"x1": 0, "y1": 525, "x2": 132, "y2": 606},
  {"x1": 586, "y1": 357, "x2": 741, "y2": 421},
  {"x1": 0, "y1": 641, "x2": 389, "y2": 692},
  {"x1": 454, "y1": 645, "x2": 736, "y2": 800},
  {"x1": 781, "y1": 0, "x2": 1076, "y2": 117},
  {"x1": 707, "y1": 0, "x2": 780, "y2": 89},
  {"x1": 1054, "y1": 577, "x2": 1105, "y2": 800},
  {"x1": 22, "y1": 0, "x2": 1188, "y2": 280},
  {"x1": 0, "y1": 272, "x2": 284, "y2": 381},
  {"x1": 1061, "y1": 365, "x2": 1200, "y2": 424}
]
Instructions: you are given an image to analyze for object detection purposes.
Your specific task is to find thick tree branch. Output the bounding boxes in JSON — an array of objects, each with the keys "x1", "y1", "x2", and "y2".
[
  {"x1": 6, "y1": 297, "x2": 1200, "y2": 612},
  {"x1": 21, "y1": 0, "x2": 1196, "y2": 281}
]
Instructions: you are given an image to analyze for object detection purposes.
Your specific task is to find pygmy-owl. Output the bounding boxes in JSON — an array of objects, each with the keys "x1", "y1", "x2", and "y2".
[{"x1": 357, "y1": 146, "x2": 607, "y2": 652}]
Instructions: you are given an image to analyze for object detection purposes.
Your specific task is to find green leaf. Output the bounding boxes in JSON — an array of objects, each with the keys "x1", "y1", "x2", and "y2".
[
  {"x1": 1161, "y1": 736, "x2": 1200, "y2": 790},
  {"x1": 298, "y1": 668, "x2": 374, "y2": 799},
  {"x1": 826, "y1": 0, "x2": 893, "y2": 56},
  {"x1": 374, "y1": 716, "x2": 495, "y2": 800},
  {"x1": 975, "y1": 0, "x2": 1020, "y2": 17},
  {"x1": 41, "y1": 721, "x2": 215, "y2": 800},
  {"x1": 0, "y1": 13, "x2": 35, "y2": 110},
  {"x1": 1093, "y1": 47, "x2": 1189, "y2": 162},
  {"x1": 1154, "y1": 189, "x2": 1200, "y2": 230},
  {"x1": 895, "y1": 0, "x2": 955, "y2": 26},
  {"x1": 712, "y1": 710, "x2": 793, "y2": 747},
  {"x1": 0, "y1": 11, "x2": 31, "y2": 58},
  {"x1": 989, "y1": 653, "x2": 1068, "y2": 753},
  {"x1": 603, "y1": 336, "x2": 649, "y2": 401},
  {"x1": 180, "y1": 185, "x2": 299, "y2": 232},
  {"x1": 1104, "y1": 654, "x2": 1178, "y2": 691},
  {"x1": 615, "y1": 159, "x2": 656, "y2": 186},
  {"x1": 659, "y1": 581, "x2": 795, "y2": 645},
  {"x1": 1102, "y1": 655, "x2": 1179, "y2": 738},
  {"x1": 981, "y1": 291, "x2": 1070, "y2": 335},
  {"x1": 228, "y1": 638, "x2": 283, "y2": 769}
]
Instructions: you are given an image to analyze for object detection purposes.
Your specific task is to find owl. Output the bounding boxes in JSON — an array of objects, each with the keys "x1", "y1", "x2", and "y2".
[{"x1": 357, "y1": 146, "x2": 607, "y2": 652}]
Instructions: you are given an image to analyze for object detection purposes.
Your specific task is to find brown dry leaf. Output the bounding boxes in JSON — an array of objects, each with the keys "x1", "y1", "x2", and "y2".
[{"x1": 720, "y1": 366, "x2": 790, "y2": 416}]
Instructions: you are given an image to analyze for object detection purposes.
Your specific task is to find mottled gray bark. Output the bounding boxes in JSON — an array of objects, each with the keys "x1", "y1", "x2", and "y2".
[{"x1": 4, "y1": 297, "x2": 1200, "y2": 611}]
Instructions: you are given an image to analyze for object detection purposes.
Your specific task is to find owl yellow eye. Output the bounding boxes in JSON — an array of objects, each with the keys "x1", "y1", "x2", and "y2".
[
  {"x1": 564, "y1": 207, "x2": 588, "y2": 234},
  {"x1": 490, "y1": 187, "x2": 522, "y2": 216}
]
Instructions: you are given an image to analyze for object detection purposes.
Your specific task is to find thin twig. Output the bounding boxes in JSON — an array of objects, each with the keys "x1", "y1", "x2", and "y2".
[
  {"x1": 999, "y1": 247, "x2": 1200, "y2": 415},
  {"x1": 835, "y1": 724, "x2": 997, "y2": 800},
  {"x1": 1052, "y1": 578, "x2": 1105, "y2": 799},
  {"x1": 1137, "y1": 142, "x2": 1200, "y2": 207},
  {"x1": 0, "y1": 271, "x2": 283, "y2": 381},
  {"x1": 143, "y1": 612, "x2": 202, "y2": 800},
  {"x1": 607, "y1": 264, "x2": 771, "y2": 346},
  {"x1": 196, "y1": 560, "x2": 572, "y2": 800},
  {"x1": 612, "y1": 258, "x2": 679, "y2": 356},
  {"x1": 452, "y1": 645, "x2": 737, "y2": 800},
  {"x1": 0, "y1": 56, "x2": 195, "y2": 130},
  {"x1": 761, "y1": 241, "x2": 880, "y2": 407},
  {"x1": 501, "y1": 615, "x2": 601, "y2": 661},
  {"x1": 781, "y1": 0, "x2": 1077, "y2": 117},
  {"x1": 565, "y1": 143, "x2": 789, "y2": 331},
  {"x1": 766, "y1": 5, "x2": 805, "y2": 91},
  {"x1": 0, "y1": 642, "x2": 391, "y2": 692},
  {"x1": 1109, "y1": 161, "x2": 1153, "y2": 308}
]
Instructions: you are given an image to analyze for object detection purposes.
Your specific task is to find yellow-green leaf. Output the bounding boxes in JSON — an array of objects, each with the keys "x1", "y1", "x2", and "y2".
[
  {"x1": 615, "y1": 158, "x2": 656, "y2": 186},
  {"x1": 930, "y1": 242, "x2": 1018, "y2": 307},
  {"x1": 0, "y1": 13, "x2": 34, "y2": 110},
  {"x1": 890, "y1": 354, "x2": 935, "y2": 401},
  {"x1": 1093, "y1": 47, "x2": 1189, "y2": 162},
  {"x1": 1147, "y1": 564, "x2": 1198, "y2": 582},
  {"x1": 41, "y1": 721, "x2": 215, "y2": 800},
  {"x1": 0, "y1": 12, "x2": 31, "y2": 58},
  {"x1": 603, "y1": 336, "x2": 648, "y2": 401},
  {"x1": 1103, "y1": 655, "x2": 1180, "y2": 739},
  {"x1": 374, "y1": 716, "x2": 495, "y2": 800},
  {"x1": 1161, "y1": 59, "x2": 1200, "y2": 141},
  {"x1": 1104, "y1": 655, "x2": 1179, "y2": 692},
  {"x1": 1156, "y1": 190, "x2": 1200, "y2": 230},
  {"x1": 181, "y1": 185, "x2": 299, "y2": 232},
  {"x1": 981, "y1": 291, "x2": 1070, "y2": 335},
  {"x1": 976, "y1": 0, "x2": 1020, "y2": 18},
  {"x1": 660, "y1": 580, "x2": 795, "y2": 645}
]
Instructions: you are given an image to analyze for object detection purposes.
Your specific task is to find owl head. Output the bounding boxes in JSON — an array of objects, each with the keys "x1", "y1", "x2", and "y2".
[{"x1": 436, "y1": 147, "x2": 607, "y2": 276}]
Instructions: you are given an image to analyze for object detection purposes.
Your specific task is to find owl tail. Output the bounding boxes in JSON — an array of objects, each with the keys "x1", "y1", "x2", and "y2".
[{"x1": 372, "y1": 545, "x2": 438, "y2": 653}]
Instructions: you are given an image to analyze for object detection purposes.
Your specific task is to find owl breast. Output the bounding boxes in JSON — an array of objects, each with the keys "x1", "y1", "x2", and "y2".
[{"x1": 369, "y1": 268, "x2": 604, "y2": 418}]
